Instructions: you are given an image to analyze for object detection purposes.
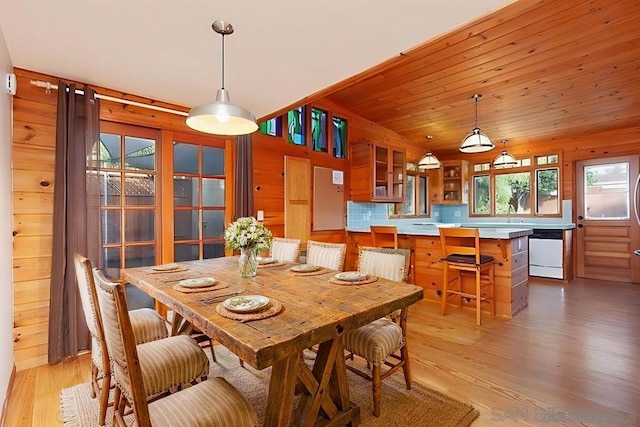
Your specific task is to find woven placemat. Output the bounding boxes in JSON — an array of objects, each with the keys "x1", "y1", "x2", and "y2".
[
  {"x1": 285, "y1": 267, "x2": 331, "y2": 277},
  {"x1": 258, "y1": 261, "x2": 287, "y2": 268},
  {"x1": 215, "y1": 298, "x2": 283, "y2": 321},
  {"x1": 329, "y1": 275, "x2": 378, "y2": 286},
  {"x1": 173, "y1": 281, "x2": 229, "y2": 293}
]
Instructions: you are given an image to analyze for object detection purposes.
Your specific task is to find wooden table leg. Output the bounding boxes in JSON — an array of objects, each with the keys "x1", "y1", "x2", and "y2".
[{"x1": 264, "y1": 352, "x2": 299, "y2": 427}]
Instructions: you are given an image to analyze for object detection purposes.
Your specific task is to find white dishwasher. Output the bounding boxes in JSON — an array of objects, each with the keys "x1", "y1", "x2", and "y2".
[{"x1": 529, "y1": 229, "x2": 564, "y2": 279}]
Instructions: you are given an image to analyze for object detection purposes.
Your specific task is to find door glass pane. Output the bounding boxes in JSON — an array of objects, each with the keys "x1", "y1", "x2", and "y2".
[
  {"x1": 174, "y1": 210, "x2": 198, "y2": 240},
  {"x1": 102, "y1": 247, "x2": 121, "y2": 279},
  {"x1": 203, "y1": 210, "x2": 225, "y2": 238},
  {"x1": 203, "y1": 146, "x2": 225, "y2": 175},
  {"x1": 100, "y1": 172, "x2": 121, "y2": 206},
  {"x1": 102, "y1": 210, "x2": 121, "y2": 244},
  {"x1": 473, "y1": 175, "x2": 490, "y2": 214},
  {"x1": 375, "y1": 145, "x2": 388, "y2": 197},
  {"x1": 125, "y1": 244, "x2": 156, "y2": 267},
  {"x1": 202, "y1": 178, "x2": 225, "y2": 207},
  {"x1": 174, "y1": 142, "x2": 199, "y2": 174},
  {"x1": 584, "y1": 162, "x2": 629, "y2": 219},
  {"x1": 204, "y1": 243, "x2": 226, "y2": 259},
  {"x1": 99, "y1": 133, "x2": 121, "y2": 169},
  {"x1": 125, "y1": 173, "x2": 155, "y2": 206},
  {"x1": 495, "y1": 172, "x2": 531, "y2": 214},
  {"x1": 125, "y1": 209, "x2": 155, "y2": 241},
  {"x1": 174, "y1": 243, "x2": 200, "y2": 262},
  {"x1": 536, "y1": 168, "x2": 559, "y2": 215},
  {"x1": 174, "y1": 176, "x2": 199, "y2": 206},
  {"x1": 125, "y1": 136, "x2": 155, "y2": 171}
]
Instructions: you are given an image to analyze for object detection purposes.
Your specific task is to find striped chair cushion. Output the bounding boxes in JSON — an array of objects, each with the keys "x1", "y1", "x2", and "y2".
[
  {"x1": 306, "y1": 241, "x2": 347, "y2": 271},
  {"x1": 357, "y1": 248, "x2": 409, "y2": 283},
  {"x1": 271, "y1": 237, "x2": 301, "y2": 262},
  {"x1": 343, "y1": 317, "x2": 403, "y2": 365},
  {"x1": 148, "y1": 377, "x2": 257, "y2": 427},
  {"x1": 129, "y1": 308, "x2": 169, "y2": 344}
]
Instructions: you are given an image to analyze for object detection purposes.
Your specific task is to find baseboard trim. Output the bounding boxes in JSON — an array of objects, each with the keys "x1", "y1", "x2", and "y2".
[{"x1": 0, "y1": 363, "x2": 17, "y2": 427}]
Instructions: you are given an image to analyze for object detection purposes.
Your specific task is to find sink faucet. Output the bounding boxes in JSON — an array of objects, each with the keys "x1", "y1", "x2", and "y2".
[{"x1": 507, "y1": 204, "x2": 513, "y2": 223}]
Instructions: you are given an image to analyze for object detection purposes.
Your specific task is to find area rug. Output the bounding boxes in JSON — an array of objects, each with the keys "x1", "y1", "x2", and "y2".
[{"x1": 61, "y1": 346, "x2": 478, "y2": 426}]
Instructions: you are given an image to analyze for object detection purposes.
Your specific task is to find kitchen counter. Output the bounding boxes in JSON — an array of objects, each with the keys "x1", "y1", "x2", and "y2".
[{"x1": 347, "y1": 225, "x2": 534, "y2": 239}]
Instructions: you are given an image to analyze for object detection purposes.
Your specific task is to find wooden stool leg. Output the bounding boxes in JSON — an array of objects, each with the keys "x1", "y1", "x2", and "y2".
[
  {"x1": 490, "y1": 264, "x2": 496, "y2": 316},
  {"x1": 476, "y1": 269, "x2": 482, "y2": 326},
  {"x1": 440, "y1": 263, "x2": 449, "y2": 316},
  {"x1": 372, "y1": 364, "x2": 381, "y2": 417}
]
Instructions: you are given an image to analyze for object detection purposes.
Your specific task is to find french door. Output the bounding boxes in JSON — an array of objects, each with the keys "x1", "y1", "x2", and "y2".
[{"x1": 575, "y1": 155, "x2": 640, "y2": 283}]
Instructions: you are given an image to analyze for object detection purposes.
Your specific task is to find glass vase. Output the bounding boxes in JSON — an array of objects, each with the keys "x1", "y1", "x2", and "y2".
[{"x1": 239, "y1": 246, "x2": 258, "y2": 278}]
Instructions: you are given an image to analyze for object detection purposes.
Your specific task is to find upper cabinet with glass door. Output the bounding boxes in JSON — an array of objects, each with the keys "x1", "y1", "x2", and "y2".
[
  {"x1": 441, "y1": 160, "x2": 469, "y2": 204},
  {"x1": 350, "y1": 140, "x2": 406, "y2": 202}
]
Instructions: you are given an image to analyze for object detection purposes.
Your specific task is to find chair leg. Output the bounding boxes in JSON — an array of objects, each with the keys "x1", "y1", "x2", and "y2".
[
  {"x1": 372, "y1": 364, "x2": 381, "y2": 417},
  {"x1": 489, "y1": 264, "x2": 496, "y2": 316},
  {"x1": 401, "y1": 344, "x2": 412, "y2": 390},
  {"x1": 208, "y1": 339, "x2": 217, "y2": 363},
  {"x1": 476, "y1": 269, "x2": 482, "y2": 326},
  {"x1": 112, "y1": 386, "x2": 122, "y2": 427},
  {"x1": 98, "y1": 371, "x2": 111, "y2": 426},
  {"x1": 440, "y1": 263, "x2": 448, "y2": 316},
  {"x1": 90, "y1": 363, "x2": 98, "y2": 399}
]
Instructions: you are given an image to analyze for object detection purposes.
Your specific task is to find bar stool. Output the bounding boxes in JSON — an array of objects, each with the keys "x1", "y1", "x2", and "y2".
[
  {"x1": 371, "y1": 225, "x2": 414, "y2": 284},
  {"x1": 439, "y1": 227, "x2": 495, "y2": 326}
]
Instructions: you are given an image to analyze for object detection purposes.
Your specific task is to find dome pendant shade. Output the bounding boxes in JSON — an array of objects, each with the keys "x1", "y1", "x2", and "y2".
[
  {"x1": 493, "y1": 149, "x2": 518, "y2": 168},
  {"x1": 186, "y1": 21, "x2": 257, "y2": 136},
  {"x1": 459, "y1": 94, "x2": 494, "y2": 153},
  {"x1": 418, "y1": 152, "x2": 440, "y2": 169},
  {"x1": 460, "y1": 128, "x2": 494, "y2": 153},
  {"x1": 186, "y1": 89, "x2": 257, "y2": 135}
]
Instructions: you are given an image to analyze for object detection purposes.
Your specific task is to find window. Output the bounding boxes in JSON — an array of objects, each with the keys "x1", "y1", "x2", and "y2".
[
  {"x1": 583, "y1": 162, "x2": 629, "y2": 219},
  {"x1": 259, "y1": 116, "x2": 282, "y2": 137},
  {"x1": 311, "y1": 107, "x2": 328, "y2": 152},
  {"x1": 470, "y1": 153, "x2": 560, "y2": 217},
  {"x1": 332, "y1": 116, "x2": 347, "y2": 159},
  {"x1": 390, "y1": 171, "x2": 429, "y2": 217},
  {"x1": 288, "y1": 106, "x2": 306, "y2": 145}
]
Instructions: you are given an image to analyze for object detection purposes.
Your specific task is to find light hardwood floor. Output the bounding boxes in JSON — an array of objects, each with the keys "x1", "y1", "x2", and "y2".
[{"x1": 4, "y1": 277, "x2": 640, "y2": 426}]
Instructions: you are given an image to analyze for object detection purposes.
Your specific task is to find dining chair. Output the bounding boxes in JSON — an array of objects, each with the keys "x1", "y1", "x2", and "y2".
[
  {"x1": 343, "y1": 246, "x2": 412, "y2": 417},
  {"x1": 270, "y1": 236, "x2": 301, "y2": 262},
  {"x1": 370, "y1": 225, "x2": 415, "y2": 284},
  {"x1": 306, "y1": 240, "x2": 347, "y2": 271},
  {"x1": 74, "y1": 254, "x2": 169, "y2": 426},
  {"x1": 94, "y1": 271, "x2": 258, "y2": 427},
  {"x1": 439, "y1": 227, "x2": 496, "y2": 326}
]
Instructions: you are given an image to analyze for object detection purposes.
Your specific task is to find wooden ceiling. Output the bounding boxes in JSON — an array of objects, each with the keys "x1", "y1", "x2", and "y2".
[{"x1": 316, "y1": 0, "x2": 640, "y2": 160}]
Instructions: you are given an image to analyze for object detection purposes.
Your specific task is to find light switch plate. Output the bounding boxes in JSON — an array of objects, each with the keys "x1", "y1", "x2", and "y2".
[{"x1": 257, "y1": 210, "x2": 264, "y2": 221}]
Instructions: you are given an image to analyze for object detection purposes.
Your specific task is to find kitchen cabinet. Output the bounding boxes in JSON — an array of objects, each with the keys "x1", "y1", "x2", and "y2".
[
  {"x1": 350, "y1": 140, "x2": 406, "y2": 202},
  {"x1": 441, "y1": 160, "x2": 469, "y2": 204}
]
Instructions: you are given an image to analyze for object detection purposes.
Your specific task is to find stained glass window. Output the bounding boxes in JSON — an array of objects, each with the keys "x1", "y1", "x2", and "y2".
[
  {"x1": 311, "y1": 108, "x2": 328, "y2": 152},
  {"x1": 259, "y1": 116, "x2": 282, "y2": 137},
  {"x1": 332, "y1": 116, "x2": 347, "y2": 159},
  {"x1": 288, "y1": 106, "x2": 306, "y2": 145}
]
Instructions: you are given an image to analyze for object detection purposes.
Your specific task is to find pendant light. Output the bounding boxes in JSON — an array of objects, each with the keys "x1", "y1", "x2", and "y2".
[
  {"x1": 186, "y1": 21, "x2": 258, "y2": 136},
  {"x1": 418, "y1": 136, "x2": 440, "y2": 169},
  {"x1": 493, "y1": 139, "x2": 517, "y2": 168},
  {"x1": 459, "y1": 94, "x2": 494, "y2": 153}
]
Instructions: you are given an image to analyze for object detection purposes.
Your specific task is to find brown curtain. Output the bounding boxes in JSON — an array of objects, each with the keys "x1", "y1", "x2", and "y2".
[
  {"x1": 234, "y1": 134, "x2": 254, "y2": 219},
  {"x1": 48, "y1": 82, "x2": 101, "y2": 363}
]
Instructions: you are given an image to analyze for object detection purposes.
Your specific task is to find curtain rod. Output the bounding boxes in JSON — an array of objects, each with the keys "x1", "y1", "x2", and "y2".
[{"x1": 29, "y1": 79, "x2": 189, "y2": 117}]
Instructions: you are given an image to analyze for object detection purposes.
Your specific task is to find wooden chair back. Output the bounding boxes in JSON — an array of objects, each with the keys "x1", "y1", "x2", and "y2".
[
  {"x1": 370, "y1": 225, "x2": 398, "y2": 249},
  {"x1": 357, "y1": 246, "x2": 410, "y2": 283},
  {"x1": 93, "y1": 270, "x2": 153, "y2": 426},
  {"x1": 439, "y1": 227, "x2": 482, "y2": 266}
]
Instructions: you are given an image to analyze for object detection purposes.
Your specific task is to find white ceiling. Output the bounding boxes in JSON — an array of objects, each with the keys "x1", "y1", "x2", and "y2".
[{"x1": 0, "y1": 0, "x2": 512, "y2": 120}]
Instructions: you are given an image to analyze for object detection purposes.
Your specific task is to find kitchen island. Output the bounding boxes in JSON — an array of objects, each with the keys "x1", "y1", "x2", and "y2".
[{"x1": 346, "y1": 226, "x2": 533, "y2": 318}]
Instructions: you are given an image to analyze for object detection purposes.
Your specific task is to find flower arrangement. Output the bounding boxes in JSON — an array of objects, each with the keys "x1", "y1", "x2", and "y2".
[{"x1": 224, "y1": 216, "x2": 273, "y2": 251}]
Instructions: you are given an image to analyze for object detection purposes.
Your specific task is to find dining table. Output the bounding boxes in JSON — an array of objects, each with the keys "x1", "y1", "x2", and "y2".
[{"x1": 121, "y1": 256, "x2": 423, "y2": 427}]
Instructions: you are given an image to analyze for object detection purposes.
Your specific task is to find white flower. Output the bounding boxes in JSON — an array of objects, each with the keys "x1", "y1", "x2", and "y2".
[{"x1": 224, "y1": 216, "x2": 273, "y2": 251}]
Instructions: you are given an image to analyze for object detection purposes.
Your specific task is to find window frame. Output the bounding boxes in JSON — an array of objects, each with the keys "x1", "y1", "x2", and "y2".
[{"x1": 389, "y1": 169, "x2": 430, "y2": 218}]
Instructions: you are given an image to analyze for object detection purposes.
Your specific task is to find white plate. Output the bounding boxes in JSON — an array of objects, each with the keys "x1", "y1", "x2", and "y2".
[
  {"x1": 334, "y1": 271, "x2": 367, "y2": 282},
  {"x1": 290, "y1": 264, "x2": 320, "y2": 273},
  {"x1": 223, "y1": 295, "x2": 270, "y2": 313},
  {"x1": 152, "y1": 263, "x2": 179, "y2": 271},
  {"x1": 257, "y1": 256, "x2": 276, "y2": 265},
  {"x1": 179, "y1": 277, "x2": 216, "y2": 288}
]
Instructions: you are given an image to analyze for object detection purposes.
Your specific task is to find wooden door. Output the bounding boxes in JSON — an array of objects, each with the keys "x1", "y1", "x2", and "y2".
[
  {"x1": 284, "y1": 156, "x2": 310, "y2": 245},
  {"x1": 576, "y1": 155, "x2": 640, "y2": 283}
]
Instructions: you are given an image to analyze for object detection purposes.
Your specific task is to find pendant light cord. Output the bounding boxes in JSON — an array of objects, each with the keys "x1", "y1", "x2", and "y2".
[
  {"x1": 221, "y1": 33, "x2": 226, "y2": 90},
  {"x1": 474, "y1": 95, "x2": 479, "y2": 128}
]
